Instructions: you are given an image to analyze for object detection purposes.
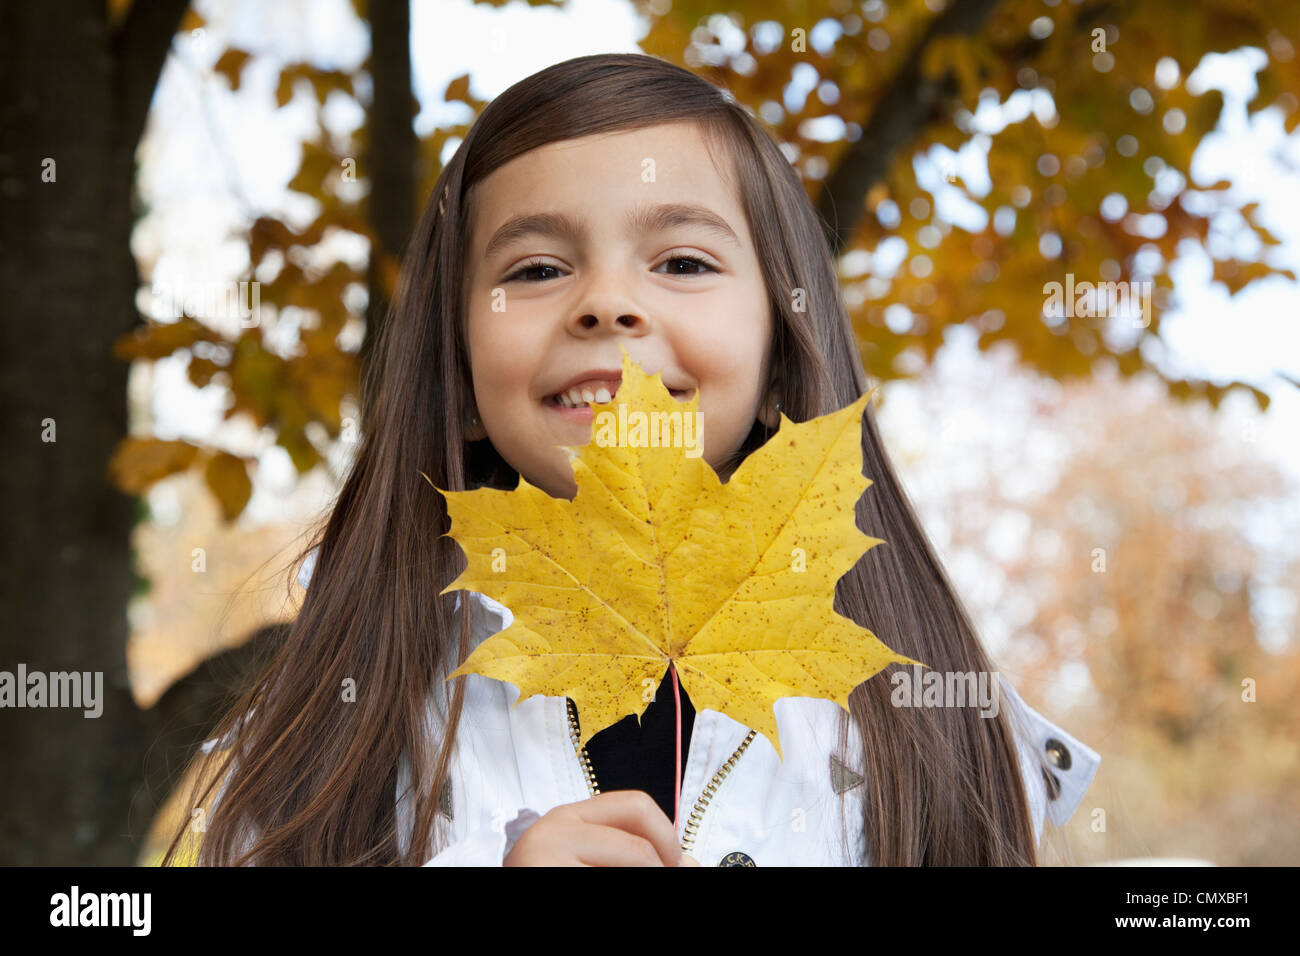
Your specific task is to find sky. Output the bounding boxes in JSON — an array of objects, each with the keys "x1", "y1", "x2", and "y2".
[{"x1": 131, "y1": 0, "x2": 1299, "y2": 664}]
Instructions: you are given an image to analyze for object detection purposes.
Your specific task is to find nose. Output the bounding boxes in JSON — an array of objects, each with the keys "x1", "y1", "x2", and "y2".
[
  {"x1": 573, "y1": 312, "x2": 643, "y2": 332},
  {"x1": 568, "y1": 274, "x2": 650, "y2": 335}
]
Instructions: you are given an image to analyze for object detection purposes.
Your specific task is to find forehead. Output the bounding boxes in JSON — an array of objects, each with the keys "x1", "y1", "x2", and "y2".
[{"x1": 465, "y1": 121, "x2": 748, "y2": 251}]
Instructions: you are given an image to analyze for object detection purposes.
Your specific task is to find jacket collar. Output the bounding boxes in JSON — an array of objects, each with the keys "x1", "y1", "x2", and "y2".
[{"x1": 452, "y1": 589, "x2": 515, "y2": 648}]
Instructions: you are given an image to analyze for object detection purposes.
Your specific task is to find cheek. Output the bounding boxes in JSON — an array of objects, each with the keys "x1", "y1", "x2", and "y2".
[
  {"x1": 688, "y1": 289, "x2": 770, "y2": 367},
  {"x1": 699, "y1": 336, "x2": 767, "y2": 399},
  {"x1": 467, "y1": 311, "x2": 527, "y2": 393}
]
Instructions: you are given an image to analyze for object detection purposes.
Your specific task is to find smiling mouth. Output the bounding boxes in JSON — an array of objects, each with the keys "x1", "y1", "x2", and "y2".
[{"x1": 544, "y1": 386, "x2": 695, "y2": 409}]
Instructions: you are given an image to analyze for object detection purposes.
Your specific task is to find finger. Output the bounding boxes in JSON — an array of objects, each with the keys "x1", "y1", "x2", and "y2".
[
  {"x1": 561, "y1": 791, "x2": 682, "y2": 866},
  {"x1": 679, "y1": 853, "x2": 701, "y2": 867},
  {"x1": 567, "y1": 824, "x2": 666, "y2": 867}
]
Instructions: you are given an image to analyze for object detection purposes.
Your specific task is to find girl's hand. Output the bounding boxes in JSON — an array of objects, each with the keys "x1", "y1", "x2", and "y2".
[{"x1": 503, "y1": 790, "x2": 691, "y2": 866}]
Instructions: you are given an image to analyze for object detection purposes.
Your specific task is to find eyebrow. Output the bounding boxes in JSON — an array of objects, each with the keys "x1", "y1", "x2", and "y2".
[{"x1": 482, "y1": 202, "x2": 742, "y2": 260}]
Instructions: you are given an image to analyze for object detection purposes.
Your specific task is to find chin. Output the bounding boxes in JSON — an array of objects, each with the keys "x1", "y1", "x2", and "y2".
[{"x1": 527, "y1": 469, "x2": 575, "y2": 500}]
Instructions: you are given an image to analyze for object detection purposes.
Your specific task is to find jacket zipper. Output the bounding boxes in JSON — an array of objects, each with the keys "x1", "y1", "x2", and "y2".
[
  {"x1": 565, "y1": 698, "x2": 601, "y2": 797},
  {"x1": 679, "y1": 729, "x2": 756, "y2": 855},
  {"x1": 565, "y1": 697, "x2": 756, "y2": 855}
]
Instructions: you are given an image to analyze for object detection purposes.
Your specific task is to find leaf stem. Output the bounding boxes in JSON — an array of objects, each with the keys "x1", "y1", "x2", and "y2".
[{"x1": 671, "y1": 662, "x2": 681, "y2": 833}]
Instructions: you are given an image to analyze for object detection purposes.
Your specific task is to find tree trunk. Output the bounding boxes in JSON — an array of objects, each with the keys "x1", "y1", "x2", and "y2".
[
  {"x1": 359, "y1": 0, "x2": 415, "y2": 417},
  {"x1": 0, "y1": 0, "x2": 189, "y2": 865}
]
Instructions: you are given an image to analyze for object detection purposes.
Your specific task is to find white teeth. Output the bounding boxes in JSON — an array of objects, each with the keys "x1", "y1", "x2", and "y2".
[
  {"x1": 552, "y1": 390, "x2": 586, "y2": 408},
  {"x1": 550, "y1": 381, "x2": 623, "y2": 408},
  {"x1": 553, "y1": 384, "x2": 690, "y2": 408}
]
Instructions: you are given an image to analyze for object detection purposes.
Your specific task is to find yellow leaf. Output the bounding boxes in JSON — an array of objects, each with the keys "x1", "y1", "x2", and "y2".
[
  {"x1": 275, "y1": 69, "x2": 296, "y2": 109},
  {"x1": 204, "y1": 452, "x2": 252, "y2": 522},
  {"x1": 214, "y1": 49, "x2": 251, "y2": 92},
  {"x1": 433, "y1": 347, "x2": 921, "y2": 759},
  {"x1": 113, "y1": 317, "x2": 219, "y2": 361},
  {"x1": 444, "y1": 73, "x2": 471, "y2": 103},
  {"x1": 107, "y1": 437, "x2": 200, "y2": 494}
]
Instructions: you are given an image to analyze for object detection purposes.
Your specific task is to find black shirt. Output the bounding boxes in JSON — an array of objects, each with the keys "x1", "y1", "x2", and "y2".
[{"x1": 574, "y1": 667, "x2": 695, "y2": 823}]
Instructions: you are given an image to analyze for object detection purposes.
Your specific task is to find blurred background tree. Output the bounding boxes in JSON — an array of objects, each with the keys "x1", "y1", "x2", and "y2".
[
  {"x1": 872, "y1": 346, "x2": 1300, "y2": 863},
  {"x1": 3, "y1": 0, "x2": 1296, "y2": 865},
  {"x1": 109, "y1": 0, "x2": 1300, "y2": 519}
]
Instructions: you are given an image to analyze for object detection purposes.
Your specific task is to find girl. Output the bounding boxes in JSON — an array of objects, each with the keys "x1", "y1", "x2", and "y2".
[{"x1": 163, "y1": 52, "x2": 1099, "y2": 867}]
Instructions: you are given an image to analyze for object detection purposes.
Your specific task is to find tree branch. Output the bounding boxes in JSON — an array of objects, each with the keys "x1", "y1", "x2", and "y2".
[
  {"x1": 112, "y1": 0, "x2": 191, "y2": 157},
  {"x1": 816, "y1": 0, "x2": 1002, "y2": 256}
]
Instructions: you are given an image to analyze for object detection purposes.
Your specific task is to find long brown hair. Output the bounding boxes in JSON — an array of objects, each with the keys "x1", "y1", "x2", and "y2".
[{"x1": 163, "y1": 52, "x2": 1038, "y2": 866}]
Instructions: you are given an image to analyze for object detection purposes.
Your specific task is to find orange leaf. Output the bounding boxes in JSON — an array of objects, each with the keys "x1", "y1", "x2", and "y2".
[
  {"x1": 444, "y1": 73, "x2": 471, "y2": 103},
  {"x1": 213, "y1": 49, "x2": 251, "y2": 91},
  {"x1": 107, "y1": 438, "x2": 200, "y2": 494},
  {"x1": 204, "y1": 452, "x2": 253, "y2": 522}
]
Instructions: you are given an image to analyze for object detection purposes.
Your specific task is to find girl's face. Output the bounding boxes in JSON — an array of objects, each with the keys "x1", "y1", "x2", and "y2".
[{"x1": 463, "y1": 120, "x2": 774, "y2": 499}]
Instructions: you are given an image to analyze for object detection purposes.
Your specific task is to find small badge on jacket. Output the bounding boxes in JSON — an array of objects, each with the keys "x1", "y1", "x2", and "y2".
[
  {"x1": 830, "y1": 754, "x2": 865, "y2": 794},
  {"x1": 718, "y1": 851, "x2": 756, "y2": 866}
]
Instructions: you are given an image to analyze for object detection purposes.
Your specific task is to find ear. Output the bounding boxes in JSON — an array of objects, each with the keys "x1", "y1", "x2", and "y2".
[{"x1": 757, "y1": 390, "x2": 782, "y2": 429}]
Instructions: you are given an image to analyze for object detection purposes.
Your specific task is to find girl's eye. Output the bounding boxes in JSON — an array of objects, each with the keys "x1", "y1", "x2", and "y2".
[
  {"x1": 505, "y1": 259, "x2": 563, "y2": 283},
  {"x1": 655, "y1": 253, "x2": 718, "y2": 277},
  {"x1": 503, "y1": 254, "x2": 719, "y2": 283}
]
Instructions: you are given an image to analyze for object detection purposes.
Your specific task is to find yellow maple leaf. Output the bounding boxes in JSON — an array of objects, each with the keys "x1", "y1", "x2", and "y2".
[{"x1": 430, "y1": 346, "x2": 921, "y2": 758}]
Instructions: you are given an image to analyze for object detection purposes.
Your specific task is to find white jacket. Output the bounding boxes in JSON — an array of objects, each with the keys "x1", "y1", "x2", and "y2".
[
  {"x1": 204, "y1": 551, "x2": 1101, "y2": 866},
  {"x1": 401, "y1": 587, "x2": 1101, "y2": 866}
]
